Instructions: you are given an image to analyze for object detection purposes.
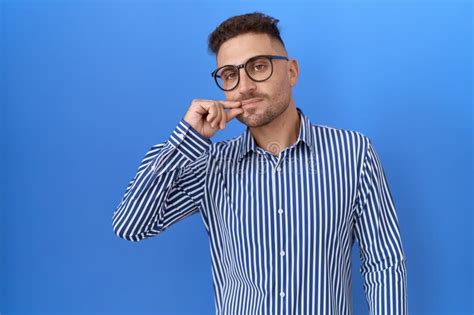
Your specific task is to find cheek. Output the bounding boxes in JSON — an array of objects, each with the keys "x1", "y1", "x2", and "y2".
[
  {"x1": 272, "y1": 68, "x2": 291, "y2": 88},
  {"x1": 268, "y1": 74, "x2": 291, "y2": 98}
]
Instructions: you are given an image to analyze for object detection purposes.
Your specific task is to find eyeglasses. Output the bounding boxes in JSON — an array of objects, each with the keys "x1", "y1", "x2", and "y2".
[{"x1": 211, "y1": 55, "x2": 289, "y2": 91}]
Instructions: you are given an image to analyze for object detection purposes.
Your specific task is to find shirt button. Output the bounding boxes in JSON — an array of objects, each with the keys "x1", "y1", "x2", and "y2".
[
  {"x1": 275, "y1": 166, "x2": 281, "y2": 172},
  {"x1": 280, "y1": 250, "x2": 285, "y2": 256},
  {"x1": 278, "y1": 208, "x2": 283, "y2": 215},
  {"x1": 280, "y1": 291, "x2": 285, "y2": 298}
]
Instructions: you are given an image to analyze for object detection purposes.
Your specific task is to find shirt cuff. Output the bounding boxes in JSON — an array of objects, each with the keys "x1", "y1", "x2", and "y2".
[{"x1": 168, "y1": 118, "x2": 212, "y2": 160}]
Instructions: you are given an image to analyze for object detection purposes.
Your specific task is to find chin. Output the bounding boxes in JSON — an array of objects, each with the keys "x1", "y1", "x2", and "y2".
[{"x1": 237, "y1": 113, "x2": 273, "y2": 128}]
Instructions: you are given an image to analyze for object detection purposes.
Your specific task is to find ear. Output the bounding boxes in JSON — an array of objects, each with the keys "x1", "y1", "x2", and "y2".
[{"x1": 287, "y1": 58, "x2": 299, "y2": 87}]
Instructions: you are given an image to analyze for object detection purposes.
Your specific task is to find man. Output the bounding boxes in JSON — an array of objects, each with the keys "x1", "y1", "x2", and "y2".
[{"x1": 112, "y1": 12, "x2": 408, "y2": 315}]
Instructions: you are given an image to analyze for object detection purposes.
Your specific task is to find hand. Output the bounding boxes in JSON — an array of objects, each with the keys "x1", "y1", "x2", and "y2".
[{"x1": 183, "y1": 99, "x2": 243, "y2": 139}]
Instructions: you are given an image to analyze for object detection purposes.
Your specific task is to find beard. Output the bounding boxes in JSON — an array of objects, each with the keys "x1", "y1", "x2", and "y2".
[{"x1": 236, "y1": 92, "x2": 291, "y2": 128}]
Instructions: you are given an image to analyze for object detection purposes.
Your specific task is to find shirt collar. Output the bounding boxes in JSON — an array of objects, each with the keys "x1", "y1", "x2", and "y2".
[{"x1": 238, "y1": 106, "x2": 316, "y2": 161}]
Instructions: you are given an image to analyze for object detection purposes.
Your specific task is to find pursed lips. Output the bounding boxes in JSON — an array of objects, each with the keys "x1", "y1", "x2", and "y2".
[{"x1": 241, "y1": 98, "x2": 263, "y2": 106}]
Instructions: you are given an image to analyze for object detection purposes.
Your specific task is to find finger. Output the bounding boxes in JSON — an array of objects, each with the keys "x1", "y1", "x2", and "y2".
[
  {"x1": 219, "y1": 106, "x2": 227, "y2": 129},
  {"x1": 194, "y1": 101, "x2": 215, "y2": 116},
  {"x1": 217, "y1": 100, "x2": 242, "y2": 109},
  {"x1": 225, "y1": 107, "x2": 244, "y2": 122},
  {"x1": 206, "y1": 104, "x2": 216, "y2": 122},
  {"x1": 212, "y1": 105, "x2": 222, "y2": 128}
]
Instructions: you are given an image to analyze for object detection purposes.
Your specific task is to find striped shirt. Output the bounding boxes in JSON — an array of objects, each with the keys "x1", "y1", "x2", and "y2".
[{"x1": 112, "y1": 107, "x2": 408, "y2": 315}]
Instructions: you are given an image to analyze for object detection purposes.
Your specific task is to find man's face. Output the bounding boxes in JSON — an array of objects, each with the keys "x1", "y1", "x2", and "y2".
[{"x1": 216, "y1": 33, "x2": 299, "y2": 128}]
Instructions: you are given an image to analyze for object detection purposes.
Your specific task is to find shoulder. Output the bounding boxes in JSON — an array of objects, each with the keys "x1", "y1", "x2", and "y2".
[
  {"x1": 311, "y1": 123, "x2": 370, "y2": 144},
  {"x1": 308, "y1": 123, "x2": 373, "y2": 164},
  {"x1": 208, "y1": 133, "x2": 243, "y2": 156}
]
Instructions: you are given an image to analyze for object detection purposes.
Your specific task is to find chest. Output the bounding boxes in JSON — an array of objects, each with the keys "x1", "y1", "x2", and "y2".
[{"x1": 203, "y1": 144, "x2": 357, "y2": 246}]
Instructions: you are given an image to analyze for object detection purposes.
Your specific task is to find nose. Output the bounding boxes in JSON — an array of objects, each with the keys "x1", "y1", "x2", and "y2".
[{"x1": 238, "y1": 68, "x2": 257, "y2": 95}]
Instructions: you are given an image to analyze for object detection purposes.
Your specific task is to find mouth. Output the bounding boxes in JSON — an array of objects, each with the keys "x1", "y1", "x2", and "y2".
[{"x1": 241, "y1": 98, "x2": 263, "y2": 106}]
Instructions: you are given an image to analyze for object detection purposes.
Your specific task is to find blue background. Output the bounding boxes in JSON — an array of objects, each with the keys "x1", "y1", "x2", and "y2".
[{"x1": 1, "y1": 1, "x2": 472, "y2": 314}]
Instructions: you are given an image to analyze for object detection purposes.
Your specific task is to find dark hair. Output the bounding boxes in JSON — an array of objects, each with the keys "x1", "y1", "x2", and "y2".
[{"x1": 208, "y1": 12, "x2": 285, "y2": 55}]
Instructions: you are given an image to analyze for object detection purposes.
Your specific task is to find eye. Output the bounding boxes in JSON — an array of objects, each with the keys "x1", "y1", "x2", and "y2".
[
  {"x1": 220, "y1": 68, "x2": 237, "y2": 81},
  {"x1": 224, "y1": 72, "x2": 236, "y2": 80},
  {"x1": 253, "y1": 63, "x2": 267, "y2": 72}
]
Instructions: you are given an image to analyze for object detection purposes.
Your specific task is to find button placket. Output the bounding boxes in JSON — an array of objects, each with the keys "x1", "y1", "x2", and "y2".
[
  {"x1": 273, "y1": 152, "x2": 287, "y2": 305},
  {"x1": 273, "y1": 150, "x2": 286, "y2": 174}
]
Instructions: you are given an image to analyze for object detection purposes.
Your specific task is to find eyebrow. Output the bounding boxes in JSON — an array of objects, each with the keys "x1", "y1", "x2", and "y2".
[{"x1": 218, "y1": 54, "x2": 279, "y2": 68}]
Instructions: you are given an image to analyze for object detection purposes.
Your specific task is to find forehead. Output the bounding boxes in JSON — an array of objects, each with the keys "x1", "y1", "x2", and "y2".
[{"x1": 216, "y1": 33, "x2": 286, "y2": 67}]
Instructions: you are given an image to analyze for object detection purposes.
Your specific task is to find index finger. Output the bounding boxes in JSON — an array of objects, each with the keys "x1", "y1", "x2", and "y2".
[{"x1": 216, "y1": 100, "x2": 242, "y2": 109}]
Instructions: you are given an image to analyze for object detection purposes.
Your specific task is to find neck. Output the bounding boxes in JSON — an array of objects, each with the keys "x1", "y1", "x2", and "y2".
[{"x1": 249, "y1": 101, "x2": 300, "y2": 157}]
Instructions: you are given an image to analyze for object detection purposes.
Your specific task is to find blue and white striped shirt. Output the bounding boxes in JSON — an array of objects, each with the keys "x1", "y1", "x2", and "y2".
[{"x1": 112, "y1": 107, "x2": 408, "y2": 315}]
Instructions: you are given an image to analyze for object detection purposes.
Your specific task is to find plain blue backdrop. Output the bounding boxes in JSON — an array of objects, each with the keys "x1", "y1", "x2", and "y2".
[{"x1": 1, "y1": 0, "x2": 472, "y2": 314}]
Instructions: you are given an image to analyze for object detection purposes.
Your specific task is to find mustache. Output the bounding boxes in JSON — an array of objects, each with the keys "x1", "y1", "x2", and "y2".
[{"x1": 238, "y1": 94, "x2": 266, "y2": 102}]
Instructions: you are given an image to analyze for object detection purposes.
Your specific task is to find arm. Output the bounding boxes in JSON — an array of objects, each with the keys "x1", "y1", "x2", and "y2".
[
  {"x1": 354, "y1": 137, "x2": 408, "y2": 315},
  {"x1": 112, "y1": 119, "x2": 211, "y2": 241}
]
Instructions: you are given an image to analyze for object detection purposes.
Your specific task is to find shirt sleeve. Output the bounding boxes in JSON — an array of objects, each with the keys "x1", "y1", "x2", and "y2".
[
  {"x1": 112, "y1": 119, "x2": 212, "y2": 242},
  {"x1": 353, "y1": 137, "x2": 408, "y2": 315}
]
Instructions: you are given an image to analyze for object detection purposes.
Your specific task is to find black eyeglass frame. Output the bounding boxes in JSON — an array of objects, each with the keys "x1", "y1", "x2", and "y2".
[{"x1": 210, "y1": 55, "x2": 289, "y2": 91}]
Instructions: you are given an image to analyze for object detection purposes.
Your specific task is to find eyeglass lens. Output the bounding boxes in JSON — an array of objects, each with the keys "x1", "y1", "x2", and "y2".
[{"x1": 216, "y1": 56, "x2": 273, "y2": 91}]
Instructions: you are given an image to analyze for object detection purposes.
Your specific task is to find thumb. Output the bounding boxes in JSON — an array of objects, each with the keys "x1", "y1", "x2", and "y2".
[{"x1": 225, "y1": 107, "x2": 244, "y2": 122}]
